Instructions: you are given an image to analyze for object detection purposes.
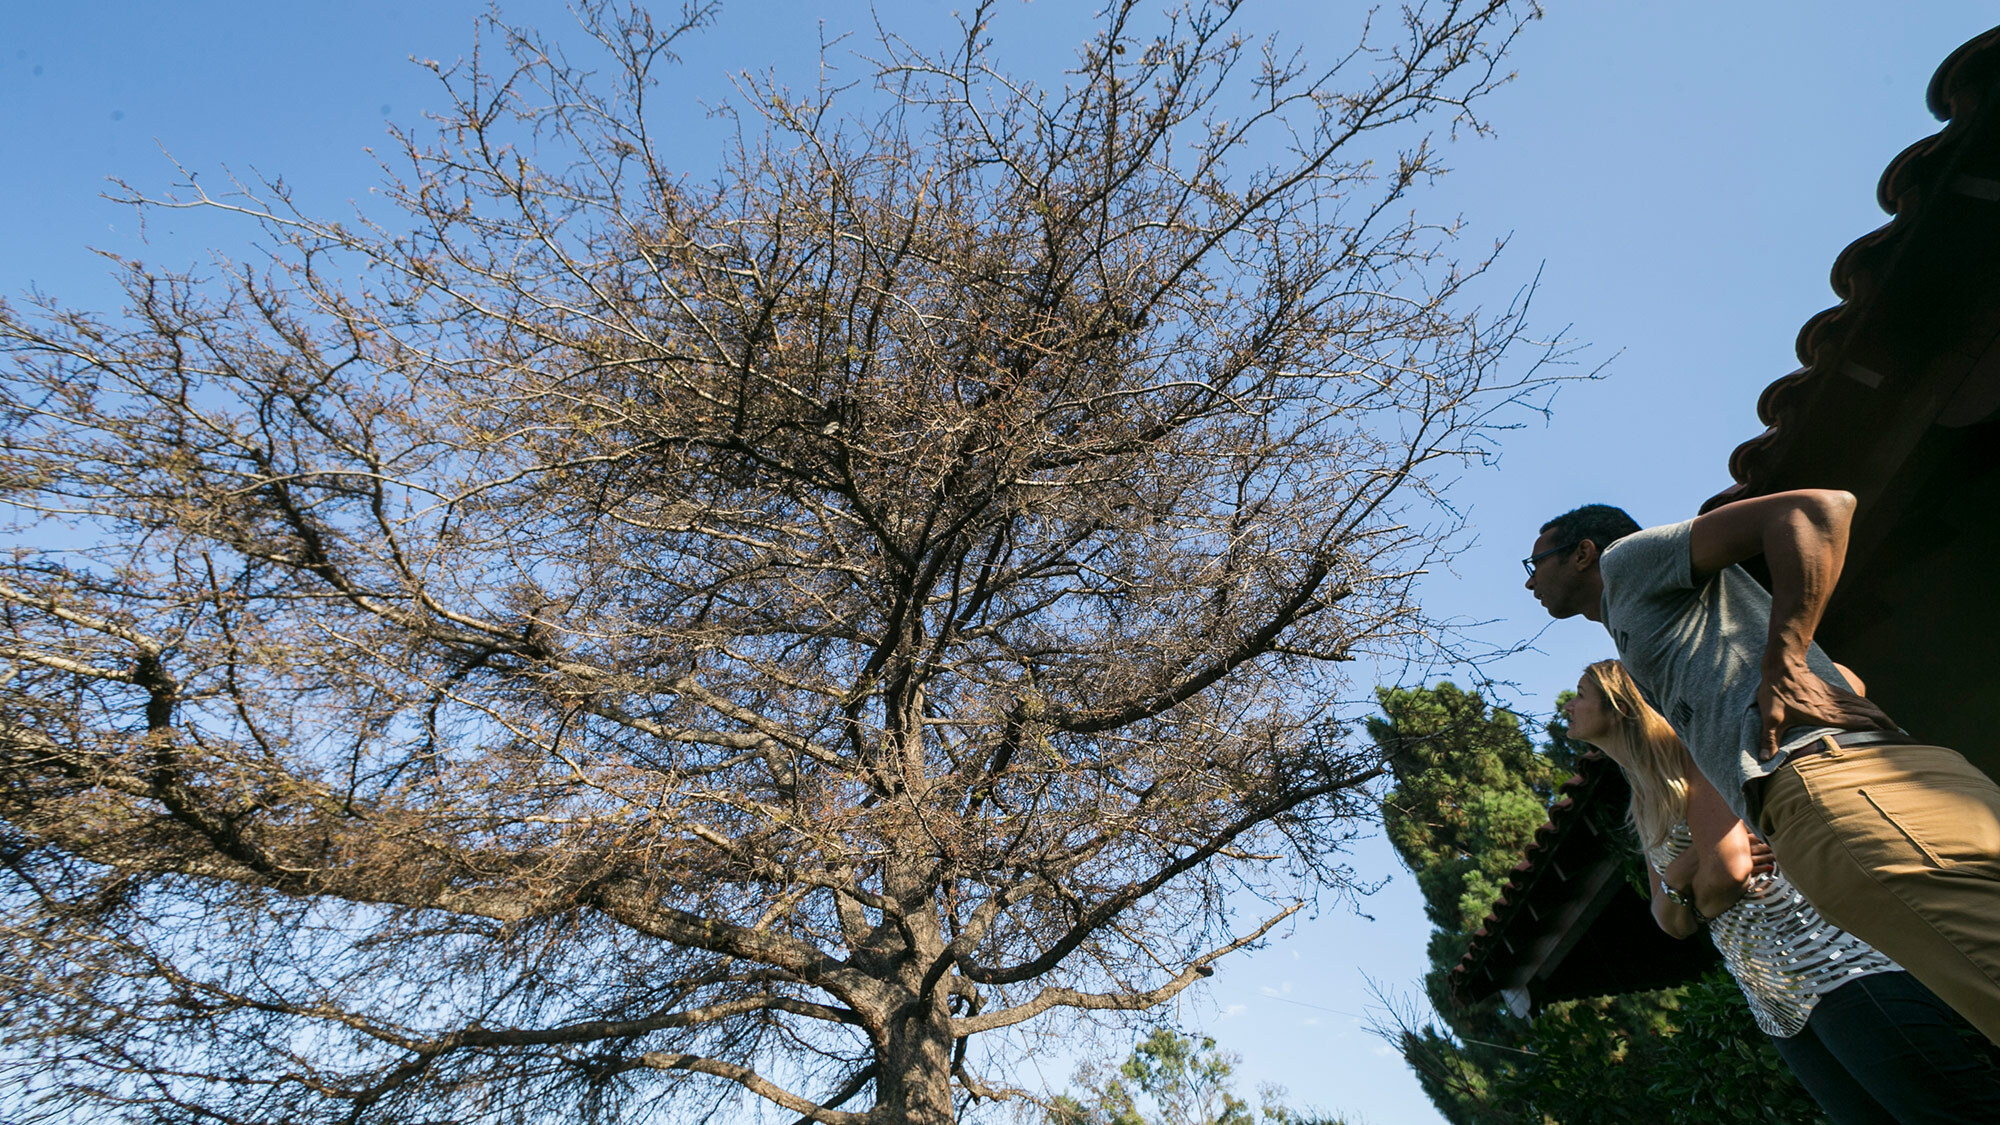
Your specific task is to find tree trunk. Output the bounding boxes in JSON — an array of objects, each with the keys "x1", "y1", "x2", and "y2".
[{"x1": 871, "y1": 992, "x2": 958, "y2": 1125}]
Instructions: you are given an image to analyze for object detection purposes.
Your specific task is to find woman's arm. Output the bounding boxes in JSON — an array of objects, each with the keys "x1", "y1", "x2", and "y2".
[
  {"x1": 1650, "y1": 752, "x2": 1759, "y2": 938},
  {"x1": 1833, "y1": 661, "x2": 1867, "y2": 697},
  {"x1": 1683, "y1": 753, "x2": 1757, "y2": 917},
  {"x1": 1650, "y1": 844, "x2": 1702, "y2": 939}
]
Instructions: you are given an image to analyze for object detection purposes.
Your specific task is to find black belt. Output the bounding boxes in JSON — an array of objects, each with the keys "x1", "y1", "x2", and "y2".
[
  {"x1": 1782, "y1": 729, "x2": 1917, "y2": 764},
  {"x1": 1745, "y1": 730, "x2": 1917, "y2": 828}
]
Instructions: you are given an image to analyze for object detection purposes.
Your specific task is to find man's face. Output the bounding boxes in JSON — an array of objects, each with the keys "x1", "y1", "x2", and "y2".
[{"x1": 1523, "y1": 528, "x2": 1587, "y2": 618}]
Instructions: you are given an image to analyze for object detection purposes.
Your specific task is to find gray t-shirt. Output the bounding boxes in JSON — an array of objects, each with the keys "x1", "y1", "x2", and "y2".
[{"x1": 1598, "y1": 520, "x2": 1850, "y2": 821}]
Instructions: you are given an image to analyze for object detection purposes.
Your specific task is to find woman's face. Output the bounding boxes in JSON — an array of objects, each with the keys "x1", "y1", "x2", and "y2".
[{"x1": 1565, "y1": 673, "x2": 1615, "y2": 744}]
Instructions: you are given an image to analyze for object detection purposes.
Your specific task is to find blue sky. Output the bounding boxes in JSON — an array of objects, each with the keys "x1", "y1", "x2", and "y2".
[{"x1": 4, "y1": 3, "x2": 1996, "y2": 1122}]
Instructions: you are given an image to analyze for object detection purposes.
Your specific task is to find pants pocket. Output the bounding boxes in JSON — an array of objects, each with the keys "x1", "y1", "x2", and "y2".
[{"x1": 1857, "y1": 780, "x2": 2000, "y2": 873}]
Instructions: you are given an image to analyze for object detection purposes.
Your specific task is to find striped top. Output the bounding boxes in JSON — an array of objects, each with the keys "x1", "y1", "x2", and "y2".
[{"x1": 1651, "y1": 823, "x2": 1898, "y2": 1037}]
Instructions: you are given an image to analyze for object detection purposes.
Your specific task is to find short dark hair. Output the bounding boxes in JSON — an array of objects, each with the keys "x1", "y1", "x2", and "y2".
[{"x1": 1540, "y1": 504, "x2": 1640, "y2": 556}]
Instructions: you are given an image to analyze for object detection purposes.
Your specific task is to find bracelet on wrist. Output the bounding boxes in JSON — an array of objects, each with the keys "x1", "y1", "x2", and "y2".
[{"x1": 1659, "y1": 879, "x2": 1708, "y2": 925}]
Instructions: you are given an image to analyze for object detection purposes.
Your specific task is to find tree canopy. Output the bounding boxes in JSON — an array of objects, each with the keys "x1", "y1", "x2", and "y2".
[
  {"x1": 1048, "y1": 1027, "x2": 1346, "y2": 1125},
  {"x1": 0, "y1": 2, "x2": 1552, "y2": 1122}
]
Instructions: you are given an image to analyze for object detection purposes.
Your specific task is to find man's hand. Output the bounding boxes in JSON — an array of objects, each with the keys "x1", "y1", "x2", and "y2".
[
  {"x1": 1757, "y1": 655, "x2": 1896, "y2": 760},
  {"x1": 1746, "y1": 834, "x2": 1776, "y2": 879}
]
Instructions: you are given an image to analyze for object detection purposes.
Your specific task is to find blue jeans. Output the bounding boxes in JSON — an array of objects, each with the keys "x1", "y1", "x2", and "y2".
[{"x1": 1772, "y1": 971, "x2": 2000, "y2": 1124}]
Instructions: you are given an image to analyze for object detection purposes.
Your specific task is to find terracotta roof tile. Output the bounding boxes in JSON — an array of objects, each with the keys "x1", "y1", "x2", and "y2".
[
  {"x1": 1707, "y1": 25, "x2": 2000, "y2": 513},
  {"x1": 1448, "y1": 755, "x2": 1616, "y2": 1005}
]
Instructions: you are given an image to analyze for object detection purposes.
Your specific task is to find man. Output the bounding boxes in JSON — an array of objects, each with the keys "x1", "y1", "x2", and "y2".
[{"x1": 1524, "y1": 491, "x2": 2000, "y2": 1043}]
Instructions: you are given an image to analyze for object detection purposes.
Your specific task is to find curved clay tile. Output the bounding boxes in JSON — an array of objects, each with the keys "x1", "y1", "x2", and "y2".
[
  {"x1": 1447, "y1": 758, "x2": 1619, "y2": 1006},
  {"x1": 1927, "y1": 25, "x2": 2000, "y2": 120},
  {"x1": 1705, "y1": 24, "x2": 2000, "y2": 514}
]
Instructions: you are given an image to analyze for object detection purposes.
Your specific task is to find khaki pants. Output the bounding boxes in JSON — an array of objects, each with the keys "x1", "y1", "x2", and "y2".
[{"x1": 1759, "y1": 741, "x2": 2000, "y2": 1044}]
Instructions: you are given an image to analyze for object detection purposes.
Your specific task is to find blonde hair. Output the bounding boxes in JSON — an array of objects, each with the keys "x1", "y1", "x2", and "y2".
[{"x1": 1579, "y1": 660, "x2": 1689, "y2": 852}]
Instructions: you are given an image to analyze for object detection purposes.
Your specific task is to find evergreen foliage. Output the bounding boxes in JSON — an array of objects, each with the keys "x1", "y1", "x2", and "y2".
[
  {"x1": 1047, "y1": 1028, "x2": 1347, "y2": 1125},
  {"x1": 1370, "y1": 684, "x2": 1826, "y2": 1125}
]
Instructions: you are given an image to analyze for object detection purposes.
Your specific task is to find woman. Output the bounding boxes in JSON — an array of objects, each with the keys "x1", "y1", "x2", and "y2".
[{"x1": 1565, "y1": 659, "x2": 2000, "y2": 1125}]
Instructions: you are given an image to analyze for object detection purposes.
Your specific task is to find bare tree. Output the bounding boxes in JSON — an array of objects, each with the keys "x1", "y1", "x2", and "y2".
[{"x1": 0, "y1": 1, "x2": 1553, "y2": 1121}]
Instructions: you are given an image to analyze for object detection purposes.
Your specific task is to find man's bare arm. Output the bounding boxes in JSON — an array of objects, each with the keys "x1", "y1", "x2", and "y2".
[
  {"x1": 1686, "y1": 489, "x2": 1892, "y2": 757},
  {"x1": 1685, "y1": 488, "x2": 1852, "y2": 582}
]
